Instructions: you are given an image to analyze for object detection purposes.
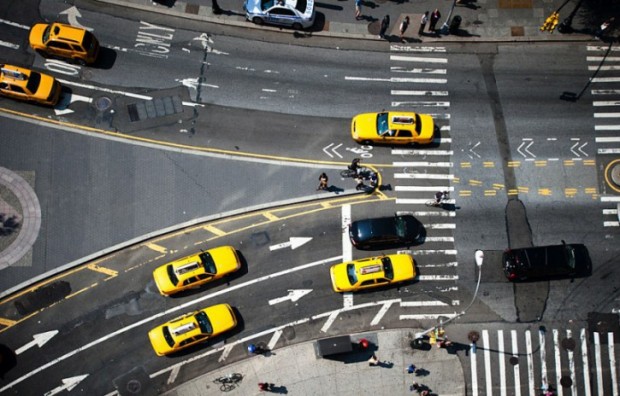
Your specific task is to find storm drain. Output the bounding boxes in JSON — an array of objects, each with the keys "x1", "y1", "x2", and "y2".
[{"x1": 127, "y1": 95, "x2": 183, "y2": 122}]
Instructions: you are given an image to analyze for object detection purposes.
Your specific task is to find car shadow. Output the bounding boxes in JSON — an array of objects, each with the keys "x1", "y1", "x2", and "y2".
[{"x1": 92, "y1": 47, "x2": 117, "y2": 70}]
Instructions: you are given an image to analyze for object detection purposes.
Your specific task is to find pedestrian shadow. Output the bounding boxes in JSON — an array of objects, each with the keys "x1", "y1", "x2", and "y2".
[
  {"x1": 450, "y1": 28, "x2": 481, "y2": 37},
  {"x1": 414, "y1": 368, "x2": 430, "y2": 377},
  {"x1": 326, "y1": 185, "x2": 345, "y2": 194},
  {"x1": 315, "y1": 2, "x2": 343, "y2": 10},
  {"x1": 263, "y1": 384, "x2": 288, "y2": 394},
  {"x1": 377, "y1": 360, "x2": 394, "y2": 368},
  {"x1": 361, "y1": 1, "x2": 378, "y2": 9},
  {"x1": 456, "y1": 0, "x2": 481, "y2": 10}
]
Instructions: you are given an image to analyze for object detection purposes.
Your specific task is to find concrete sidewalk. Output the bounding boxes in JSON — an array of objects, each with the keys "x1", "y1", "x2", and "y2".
[
  {"x1": 97, "y1": 0, "x2": 594, "y2": 43},
  {"x1": 163, "y1": 329, "x2": 465, "y2": 396}
]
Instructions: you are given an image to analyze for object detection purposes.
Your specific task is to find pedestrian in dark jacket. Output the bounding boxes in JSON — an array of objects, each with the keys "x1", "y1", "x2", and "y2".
[
  {"x1": 379, "y1": 15, "x2": 390, "y2": 38},
  {"x1": 419, "y1": 11, "x2": 429, "y2": 35},
  {"x1": 399, "y1": 16, "x2": 410, "y2": 42},
  {"x1": 429, "y1": 8, "x2": 441, "y2": 32}
]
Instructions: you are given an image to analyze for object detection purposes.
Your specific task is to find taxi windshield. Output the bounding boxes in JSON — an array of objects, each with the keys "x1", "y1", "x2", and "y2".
[
  {"x1": 195, "y1": 311, "x2": 213, "y2": 334},
  {"x1": 381, "y1": 257, "x2": 394, "y2": 280},
  {"x1": 26, "y1": 72, "x2": 42, "y2": 93},
  {"x1": 42, "y1": 25, "x2": 51, "y2": 43},
  {"x1": 377, "y1": 112, "x2": 389, "y2": 136},
  {"x1": 199, "y1": 252, "x2": 216, "y2": 274},
  {"x1": 346, "y1": 263, "x2": 358, "y2": 286}
]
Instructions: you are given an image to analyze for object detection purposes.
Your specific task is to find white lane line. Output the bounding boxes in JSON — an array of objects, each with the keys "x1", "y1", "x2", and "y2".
[
  {"x1": 589, "y1": 65, "x2": 620, "y2": 71},
  {"x1": 603, "y1": 209, "x2": 619, "y2": 215},
  {"x1": 594, "y1": 112, "x2": 620, "y2": 118},
  {"x1": 391, "y1": 90, "x2": 449, "y2": 95},
  {"x1": 398, "y1": 210, "x2": 455, "y2": 217},
  {"x1": 592, "y1": 89, "x2": 620, "y2": 95},
  {"x1": 321, "y1": 311, "x2": 340, "y2": 333},
  {"x1": 370, "y1": 300, "x2": 395, "y2": 326},
  {"x1": 0, "y1": 40, "x2": 19, "y2": 49},
  {"x1": 540, "y1": 328, "x2": 549, "y2": 392},
  {"x1": 167, "y1": 366, "x2": 180, "y2": 385},
  {"x1": 342, "y1": 204, "x2": 352, "y2": 308},
  {"x1": 553, "y1": 329, "x2": 563, "y2": 396},
  {"x1": 593, "y1": 101, "x2": 620, "y2": 106},
  {"x1": 592, "y1": 77, "x2": 620, "y2": 83},
  {"x1": 392, "y1": 149, "x2": 454, "y2": 155},
  {"x1": 471, "y1": 338, "x2": 479, "y2": 396},
  {"x1": 393, "y1": 161, "x2": 453, "y2": 167},
  {"x1": 412, "y1": 249, "x2": 457, "y2": 255},
  {"x1": 267, "y1": 329, "x2": 283, "y2": 351},
  {"x1": 526, "y1": 330, "x2": 535, "y2": 396},
  {"x1": 582, "y1": 329, "x2": 592, "y2": 396},
  {"x1": 567, "y1": 329, "x2": 576, "y2": 396},
  {"x1": 608, "y1": 332, "x2": 618, "y2": 396},
  {"x1": 217, "y1": 344, "x2": 233, "y2": 362},
  {"x1": 0, "y1": 18, "x2": 29, "y2": 29},
  {"x1": 498, "y1": 330, "x2": 506, "y2": 396},
  {"x1": 394, "y1": 173, "x2": 454, "y2": 179},
  {"x1": 400, "y1": 313, "x2": 458, "y2": 320},
  {"x1": 596, "y1": 136, "x2": 620, "y2": 142},
  {"x1": 587, "y1": 56, "x2": 620, "y2": 61},
  {"x1": 423, "y1": 236, "x2": 455, "y2": 242},
  {"x1": 392, "y1": 101, "x2": 450, "y2": 107},
  {"x1": 394, "y1": 186, "x2": 454, "y2": 191},
  {"x1": 414, "y1": 261, "x2": 458, "y2": 268},
  {"x1": 390, "y1": 45, "x2": 447, "y2": 52},
  {"x1": 602, "y1": 196, "x2": 620, "y2": 202},
  {"x1": 599, "y1": 148, "x2": 620, "y2": 154},
  {"x1": 483, "y1": 330, "x2": 492, "y2": 396},
  {"x1": 418, "y1": 275, "x2": 459, "y2": 281},
  {"x1": 595, "y1": 125, "x2": 620, "y2": 130},
  {"x1": 390, "y1": 55, "x2": 448, "y2": 63},
  {"x1": 604, "y1": 221, "x2": 620, "y2": 227},
  {"x1": 400, "y1": 300, "x2": 450, "y2": 307},
  {"x1": 344, "y1": 76, "x2": 447, "y2": 83},
  {"x1": 390, "y1": 67, "x2": 447, "y2": 74},
  {"x1": 512, "y1": 330, "x2": 521, "y2": 396},
  {"x1": 0, "y1": 255, "x2": 343, "y2": 392},
  {"x1": 594, "y1": 332, "x2": 604, "y2": 396},
  {"x1": 587, "y1": 45, "x2": 620, "y2": 51}
]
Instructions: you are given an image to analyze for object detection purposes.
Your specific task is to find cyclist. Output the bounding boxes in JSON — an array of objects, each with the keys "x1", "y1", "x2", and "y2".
[
  {"x1": 348, "y1": 158, "x2": 361, "y2": 175},
  {"x1": 435, "y1": 191, "x2": 449, "y2": 205}
]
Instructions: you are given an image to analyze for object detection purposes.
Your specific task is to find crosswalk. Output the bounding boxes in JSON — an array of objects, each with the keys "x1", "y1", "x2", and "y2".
[
  {"x1": 469, "y1": 327, "x2": 619, "y2": 396},
  {"x1": 587, "y1": 44, "x2": 620, "y2": 227}
]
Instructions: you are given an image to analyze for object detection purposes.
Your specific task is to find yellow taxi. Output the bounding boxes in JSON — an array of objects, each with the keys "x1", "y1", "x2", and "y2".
[
  {"x1": 148, "y1": 304, "x2": 237, "y2": 356},
  {"x1": 330, "y1": 254, "x2": 415, "y2": 293},
  {"x1": 153, "y1": 246, "x2": 241, "y2": 296},
  {"x1": 351, "y1": 111, "x2": 434, "y2": 145},
  {"x1": 29, "y1": 22, "x2": 100, "y2": 65},
  {"x1": 0, "y1": 64, "x2": 61, "y2": 106}
]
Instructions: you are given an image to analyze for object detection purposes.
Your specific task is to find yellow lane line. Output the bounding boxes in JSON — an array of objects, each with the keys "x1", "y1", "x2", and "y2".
[
  {"x1": 86, "y1": 264, "x2": 118, "y2": 277},
  {"x1": 145, "y1": 243, "x2": 168, "y2": 254},
  {"x1": 263, "y1": 212, "x2": 279, "y2": 221},
  {"x1": 0, "y1": 317, "x2": 16, "y2": 327},
  {"x1": 203, "y1": 225, "x2": 227, "y2": 236},
  {"x1": 483, "y1": 162, "x2": 495, "y2": 168}
]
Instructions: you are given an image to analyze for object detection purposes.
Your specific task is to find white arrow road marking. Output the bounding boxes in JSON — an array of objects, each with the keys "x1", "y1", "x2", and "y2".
[
  {"x1": 167, "y1": 366, "x2": 180, "y2": 385},
  {"x1": 570, "y1": 140, "x2": 589, "y2": 157},
  {"x1": 54, "y1": 94, "x2": 93, "y2": 115},
  {"x1": 15, "y1": 331, "x2": 59, "y2": 355},
  {"x1": 44, "y1": 375, "x2": 88, "y2": 396},
  {"x1": 59, "y1": 7, "x2": 93, "y2": 31},
  {"x1": 268, "y1": 237, "x2": 312, "y2": 251},
  {"x1": 176, "y1": 77, "x2": 219, "y2": 90},
  {"x1": 322, "y1": 143, "x2": 343, "y2": 158},
  {"x1": 268, "y1": 289, "x2": 312, "y2": 305},
  {"x1": 468, "y1": 141, "x2": 481, "y2": 159},
  {"x1": 517, "y1": 139, "x2": 535, "y2": 158},
  {"x1": 218, "y1": 344, "x2": 234, "y2": 362}
]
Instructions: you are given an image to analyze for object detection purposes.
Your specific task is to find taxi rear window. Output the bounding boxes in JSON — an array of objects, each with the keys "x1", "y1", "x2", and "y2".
[{"x1": 26, "y1": 72, "x2": 42, "y2": 93}]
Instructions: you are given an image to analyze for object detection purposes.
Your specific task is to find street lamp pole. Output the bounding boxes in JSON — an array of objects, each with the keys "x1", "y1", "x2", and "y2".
[{"x1": 415, "y1": 250, "x2": 484, "y2": 339}]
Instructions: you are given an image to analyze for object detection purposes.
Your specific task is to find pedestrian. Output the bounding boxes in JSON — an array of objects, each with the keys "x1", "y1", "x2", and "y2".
[
  {"x1": 211, "y1": 0, "x2": 222, "y2": 14},
  {"x1": 368, "y1": 353, "x2": 379, "y2": 366},
  {"x1": 258, "y1": 382, "x2": 271, "y2": 392},
  {"x1": 419, "y1": 11, "x2": 429, "y2": 35},
  {"x1": 407, "y1": 364, "x2": 416, "y2": 374},
  {"x1": 429, "y1": 8, "x2": 441, "y2": 32},
  {"x1": 317, "y1": 173, "x2": 328, "y2": 190},
  {"x1": 359, "y1": 338, "x2": 370, "y2": 349},
  {"x1": 355, "y1": 0, "x2": 363, "y2": 20},
  {"x1": 355, "y1": 176, "x2": 366, "y2": 191},
  {"x1": 379, "y1": 15, "x2": 390, "y2": 38},
  {"x1": 595, "y1": 17, "x2": 614, "y2": 39},
  {"x1": 410, "y1": 381, "x2": 420, "y2": 391},
  {"x1": 399, "y1": 16, "x2": 410, "y2": 42},
  {"x1": 348, "y1": 158, "x2": 361, "y2": 175}
]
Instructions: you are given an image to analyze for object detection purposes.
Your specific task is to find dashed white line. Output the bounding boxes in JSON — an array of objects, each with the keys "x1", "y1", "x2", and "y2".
[
  {"x1": 390, "y1": 55, "x2": 448, "y2": 63},
  {"x1": 0, "y1": 40, "x2": 19, "y2": 49},
  {"x1": 391, "y1": 90, "x2": 449, "y2": 96}
]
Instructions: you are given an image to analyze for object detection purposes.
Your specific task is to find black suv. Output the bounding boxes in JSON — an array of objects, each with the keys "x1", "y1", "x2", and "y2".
[
  {"x1": 502, "y1": 242, "x2": 592, "y2": 281},
  {"x1": 349, "y1": 214, "x2": 422, "y2": 250}
]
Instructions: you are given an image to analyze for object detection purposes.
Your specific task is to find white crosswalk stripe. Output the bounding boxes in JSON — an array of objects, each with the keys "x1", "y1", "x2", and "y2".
[
  {"x1": 469, "y1": 328, "x2": 619, "y2": 395},
  {"x1": 387, "y1": 45, "x2": 459, "y2": 322},
  {"x1": 586, "y1": 45, "x2": 620, "y2": 225}
]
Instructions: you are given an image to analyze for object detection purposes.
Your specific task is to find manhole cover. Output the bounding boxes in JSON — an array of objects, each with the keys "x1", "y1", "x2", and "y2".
[
  {"x1": 560, "y1": 376, "x2": 573, "y2": 387},
  {"x1": 126, "y1": 379, "x2": 142, "y2": 394},
  {"x1": 561, "y1": 338, "x2": 576, "y2": 351},
  {"x1": 95, "y1": 96, "x2": 112, "y2": 111},
  {"x1": 611, "y1": 162, "x2": 620, "y2": 187}
]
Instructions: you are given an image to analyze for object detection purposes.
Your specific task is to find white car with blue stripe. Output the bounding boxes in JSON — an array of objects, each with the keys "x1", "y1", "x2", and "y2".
[{"x1": 244, "y1": 0, "x2": 315, "y2": 30}]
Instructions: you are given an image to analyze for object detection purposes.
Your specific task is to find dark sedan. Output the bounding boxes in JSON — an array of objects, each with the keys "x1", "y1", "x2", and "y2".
[
  {"x1": 349, "y1": 215, "x2": 422, "y2": 250},
  {"x1": 502, "y1": 242, "x2": 592, "y2": 281}
]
